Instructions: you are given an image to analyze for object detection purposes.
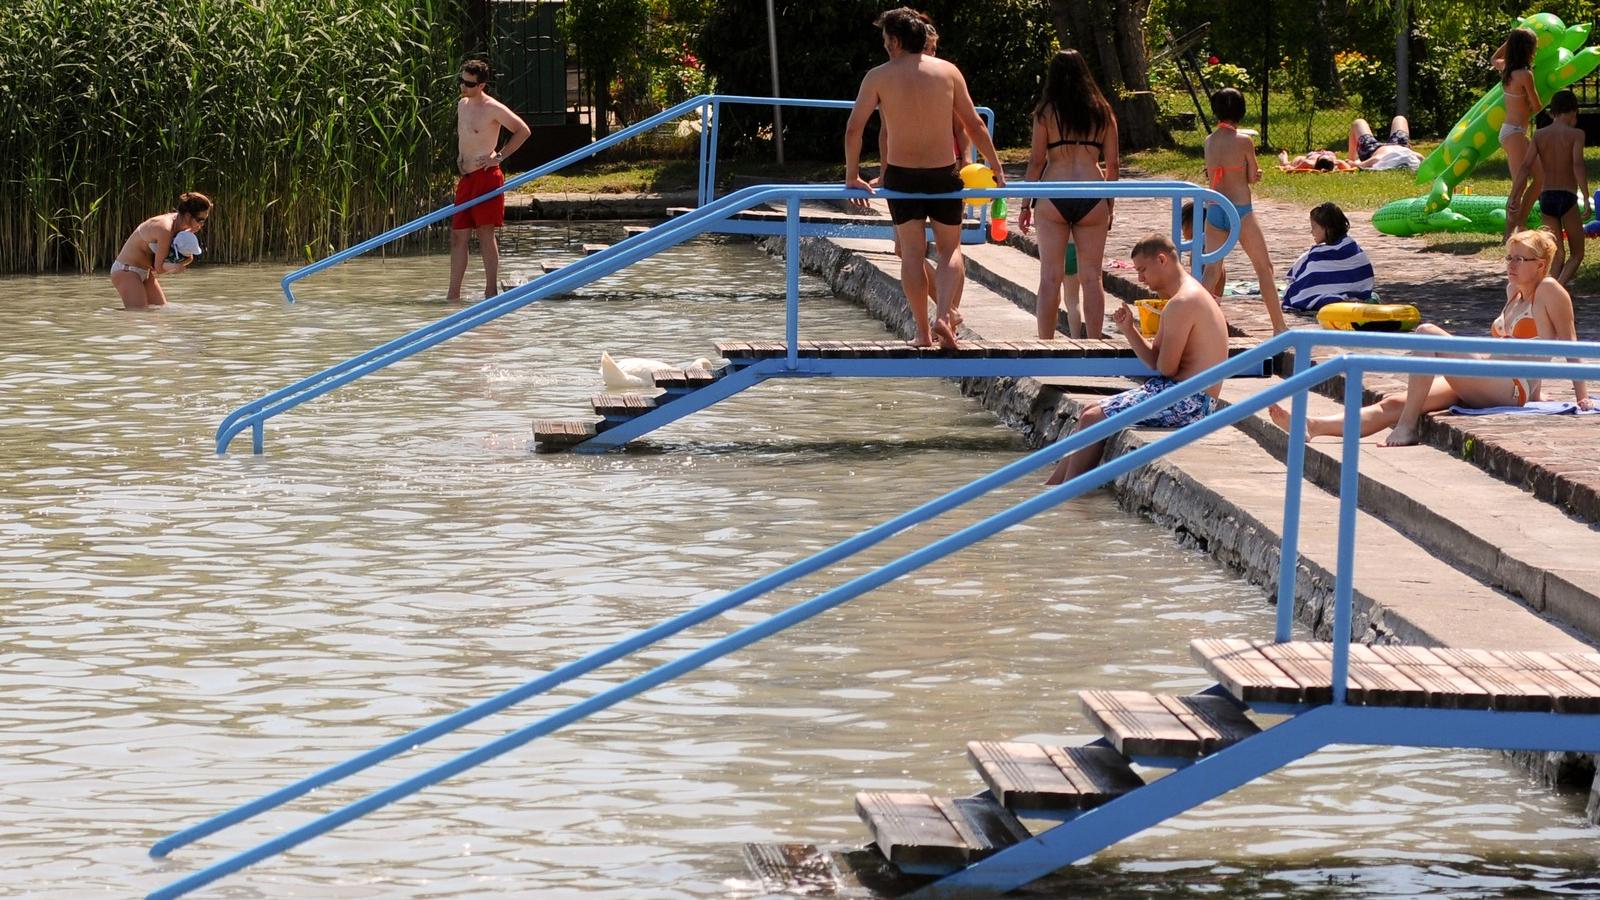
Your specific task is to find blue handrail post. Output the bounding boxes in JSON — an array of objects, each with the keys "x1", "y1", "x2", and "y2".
[
  {"x1": 697, "y1": 101, "x2": 710, "y2": 206},
  {"x1": 785, "y1": 196, "x2": 800, "y2": 369},
  {"x1": 707, "y1": 99, "x2": 722, "y2": 203},
  {"x1": 1330, "y1": 361, "x2": 1364, "y2": 704},
  {"x1": 251, "y1": 420, "x2": 263, "y2": 455},
  {"x1": 1274, "y1": 335, "x2": 1312, "y2": 641}
]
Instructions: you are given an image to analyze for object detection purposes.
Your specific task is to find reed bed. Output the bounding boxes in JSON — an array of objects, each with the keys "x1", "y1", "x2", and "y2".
[{"x1": 0, "y1": 0, "x2": 464, "y2": 273}]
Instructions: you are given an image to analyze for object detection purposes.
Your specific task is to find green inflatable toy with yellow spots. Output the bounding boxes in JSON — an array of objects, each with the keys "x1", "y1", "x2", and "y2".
[{"x1": 1417, "y1": 12, "x2": 1600, "y2": 213}]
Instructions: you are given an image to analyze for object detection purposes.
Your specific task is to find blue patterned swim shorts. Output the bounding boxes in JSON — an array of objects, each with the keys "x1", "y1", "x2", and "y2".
[{"x1": 1098, "y1": 376, "x2": 1212, "y2": 427}]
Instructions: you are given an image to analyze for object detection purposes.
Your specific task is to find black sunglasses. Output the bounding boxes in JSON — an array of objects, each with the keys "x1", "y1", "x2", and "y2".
[{"x1": 459, "y1": 76, "x2": 482, "y2": 87}]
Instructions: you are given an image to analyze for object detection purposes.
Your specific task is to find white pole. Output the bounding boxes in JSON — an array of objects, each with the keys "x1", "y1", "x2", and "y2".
[{"x1": 765, "y1": 0, "x2": 784, "y2": 165}]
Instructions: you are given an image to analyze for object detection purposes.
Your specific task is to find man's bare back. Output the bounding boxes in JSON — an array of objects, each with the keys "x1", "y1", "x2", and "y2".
[{"x1": 870, "y1": 55, "x2": 961, "y2": 168}]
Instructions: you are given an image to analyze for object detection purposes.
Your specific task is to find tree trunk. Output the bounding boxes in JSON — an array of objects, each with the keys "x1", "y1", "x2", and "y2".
[
  {"x1": 1309, "y1": 0, "x2": 1343, "y2": 100},
  {"x1": 1048, "y1": 0, "x2": 1169, "y2": 150}
]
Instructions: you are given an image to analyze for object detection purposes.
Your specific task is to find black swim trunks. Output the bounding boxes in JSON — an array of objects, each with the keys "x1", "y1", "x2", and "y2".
[
  {"x1": 882, "y1": 163, "x2": 964, "y2": 227},
  {"x1": 1539, "y1": 189, "x2": 1579, "y2": 219}
]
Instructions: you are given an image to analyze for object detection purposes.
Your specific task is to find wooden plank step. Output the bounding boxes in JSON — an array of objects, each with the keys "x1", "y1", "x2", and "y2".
[
  {"x1": 854, "y1": 792, "x2": 1029, "y2": 874},
  {"x1": 1079, "y1": 690, "x2": 1259, "y2": 760},
  {"x1": 540, "y1": 260, "x2": 565, "y2": 273},
  {"x1": 581, "y1": 242, "x2": 609, "y2": 255},
  {"x1": 1190, "y1": 640, "x2": 1600, "y2": 712},
  {"x1": 622, "y1": 225, "x2": 651, "y2": 237},
  {"x1": 590, "y1": 394, "x2": 657, "y2": 417},
  {"x1": 741, "y1": 843, "x2": 841, "y2": 894},
  {"x1": 651, "y1": 366, "x2": 719, "y2": 389},
  {"x1": 966, "y1": 741, "x2": 1142, "y2": 814},
  {"x1": 1190, "y1": 638, "x2": 1307, "y2": 705},
  {"x1": 532, "y1": 419, "x2": 597, "y2": 452}
]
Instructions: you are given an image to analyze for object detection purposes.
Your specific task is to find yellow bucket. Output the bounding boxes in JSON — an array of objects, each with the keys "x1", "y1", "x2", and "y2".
[{"x1": 1136, "y1": 299, "x2": 1167, "y2": 337}]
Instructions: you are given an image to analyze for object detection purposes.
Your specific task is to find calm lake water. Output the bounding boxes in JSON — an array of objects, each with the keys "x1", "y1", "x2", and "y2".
[{"x1": 1, "y1": 223, "x2": 1596, "y2": 898}]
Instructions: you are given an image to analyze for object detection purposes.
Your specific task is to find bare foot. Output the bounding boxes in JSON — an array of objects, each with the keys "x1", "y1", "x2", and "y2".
[
  {"x1": 932, "y1": 317, "x2": 958, "y2": 350},
  {"x1": 950, "y1": 308, "x2": 964, "y2": 327},
  {"x1": 1382, "y1": 424, "x2": 1421, "y2": 447},
  {"x1": 1267, "y1": 403, "x2": 1291, "y2": 431}
]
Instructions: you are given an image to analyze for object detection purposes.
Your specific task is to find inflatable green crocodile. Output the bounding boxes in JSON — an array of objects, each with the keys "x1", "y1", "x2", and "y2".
[
  {"x1": 1372, "y1": 193, "x2": 1541, "y2": 237},
  {"x1": 1417, "y1": 12, "x2": 1600, "y2": 214}
]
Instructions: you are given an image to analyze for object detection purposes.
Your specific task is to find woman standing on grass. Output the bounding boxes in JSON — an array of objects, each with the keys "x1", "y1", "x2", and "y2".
[
  {"x1": 1493, "y1": 27, "x2": 1542, "y2": 239},
  {"x1": 1018, "y1": 49, "x2": 1118, "y2": 339},
  {"x1": 1269, "y1": 229, "x2": 1592, "y2": 446},
  {"x1": 109, "y1": 192, "x2": 211, "y2": 310}
]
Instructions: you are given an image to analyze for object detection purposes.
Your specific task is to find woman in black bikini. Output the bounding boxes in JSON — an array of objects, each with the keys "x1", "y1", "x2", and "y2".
[{"x1": 1018, "y1": 49, "x2": 1119, "y2": 339}]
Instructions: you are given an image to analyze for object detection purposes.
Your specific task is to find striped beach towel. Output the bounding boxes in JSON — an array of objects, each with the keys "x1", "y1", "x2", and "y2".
[{"x1": 1282, "y1": 236, "x2": 1376, "y2": 313}]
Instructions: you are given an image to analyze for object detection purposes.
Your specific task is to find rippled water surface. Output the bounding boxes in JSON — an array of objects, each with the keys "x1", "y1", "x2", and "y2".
[{"x1": 2, "y1": 224, "x2": 1596, "y2": 898}]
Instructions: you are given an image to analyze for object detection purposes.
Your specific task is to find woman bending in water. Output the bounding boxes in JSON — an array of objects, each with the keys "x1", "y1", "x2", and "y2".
[
  {"x1": 1270, "y1": 229, "x2": 1592, "y2": 446},
  {"x1": 109, "y1": 192, "x2": 211, "y2": 310}
]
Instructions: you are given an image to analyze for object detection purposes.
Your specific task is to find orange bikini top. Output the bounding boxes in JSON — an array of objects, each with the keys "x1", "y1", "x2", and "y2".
[{"x1": 1491, "y1": 298, "x2": 1538, "y2": 339}]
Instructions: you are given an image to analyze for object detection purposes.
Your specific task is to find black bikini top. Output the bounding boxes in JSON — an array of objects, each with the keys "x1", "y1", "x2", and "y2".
[{"x1": 1047, "y1": 138, "x2": 1103, "y2": 151}]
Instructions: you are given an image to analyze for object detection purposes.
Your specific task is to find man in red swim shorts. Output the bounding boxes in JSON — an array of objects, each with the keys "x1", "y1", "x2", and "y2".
[{"x1": 450, "y1": 59, "x2": 530, "y2": 301}]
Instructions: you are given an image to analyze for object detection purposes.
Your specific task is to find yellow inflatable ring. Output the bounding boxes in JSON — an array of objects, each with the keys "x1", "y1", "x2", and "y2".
[{"x1": 1316, "y1": 302, "x2": 1422, "y2": 332}]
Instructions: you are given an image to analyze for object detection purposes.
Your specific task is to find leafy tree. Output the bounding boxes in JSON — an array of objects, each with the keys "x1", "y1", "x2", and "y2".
[
  {"x1": 561, "y1": 0, "x2": 649, "y2": 137},
  {"x1": 1047, "y1": 0, "x2": 1169, "y2": 149},
  {"x1": 697, "y1": 0, "x2": 1053, "y2": 158}
]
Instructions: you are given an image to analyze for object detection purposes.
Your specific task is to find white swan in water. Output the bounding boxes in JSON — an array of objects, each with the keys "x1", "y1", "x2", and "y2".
[{"x1": 600, "y1": 351, "x2": 715, "y2": 391}]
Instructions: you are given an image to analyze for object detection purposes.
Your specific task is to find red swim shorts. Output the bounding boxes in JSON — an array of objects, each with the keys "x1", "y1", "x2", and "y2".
[{"x1": 453, "y1": 165, "x2": 505, "y2": 229}]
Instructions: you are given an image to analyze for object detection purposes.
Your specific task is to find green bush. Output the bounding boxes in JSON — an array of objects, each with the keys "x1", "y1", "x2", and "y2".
[
  {"x1": 1202, "y1": 62, "x2": 1253, "y2": 91},
  {"x1": 0, "y1": 0, "x2": 464, "y2": 273},
  {"x1": 697, "y1": 0, "x2": 1053, "y2": 159}
]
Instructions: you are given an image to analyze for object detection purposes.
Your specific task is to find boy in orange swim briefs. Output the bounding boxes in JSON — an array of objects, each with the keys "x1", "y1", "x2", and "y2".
[{"x1": 449, "y1": 59, "x2": 530, "y2": 301}]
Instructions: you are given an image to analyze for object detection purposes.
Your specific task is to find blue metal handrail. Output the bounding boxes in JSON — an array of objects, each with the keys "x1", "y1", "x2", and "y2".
[
  {"x1": 156, "y1": 332, "x2": 1600, "y2": 898},
  {"x1": 277, "y1": 94, "x2": 995, "y2": 303},
  {"x1": 217, "y1": 181, "x2": 1240, "y2": 454}
]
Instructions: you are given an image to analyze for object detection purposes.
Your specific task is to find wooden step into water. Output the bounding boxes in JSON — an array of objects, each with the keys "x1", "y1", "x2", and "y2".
[
  {"x1": 1191, "y1": 639, "x2": 1600, "y2": 713},
  {"x1": 540, "y1": 260, "x2": 565, "y2": 273},
  {"x1": 532, "y1": 419, "x2": 597, "y2": 452},
  {"x1": 651, "y1": 366, "x2": 720, "y2": 389},
  {"x1": 1078, "y1": 690, "x2": 1260, "y2": 761},
  {"x1": 581, "y1": 242, "x2": 609, "y2": 256},
  {"x1": 591, "y1": 394, "x2": 657, "y2": 418},
  {"x1": 966, "y1": 741, "x2": 1143, "y2": 816},
  {"x1": 854, "y1": 791, "x2": 1030, "y2": 875},
  {"x1": 623, "y1": 225, "x2": 651, "y2": 238}
]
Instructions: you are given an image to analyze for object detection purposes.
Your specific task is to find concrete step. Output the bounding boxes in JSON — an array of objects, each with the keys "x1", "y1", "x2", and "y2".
[
  {"x1": 1096, "y1": 408, "x2": 1590, "y2": 654},
  {"x1": 1219, "y1": 380, "x2": 1600, "y2": 643},
  {"x1": 953, "y1": 231, "x2": 1600, "y2": 643}
]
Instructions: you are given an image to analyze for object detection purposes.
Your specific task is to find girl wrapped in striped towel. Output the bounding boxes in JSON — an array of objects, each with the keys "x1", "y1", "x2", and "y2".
[{"x1": 1282, "y1": 202, "x2": 1376, "y2": 314}]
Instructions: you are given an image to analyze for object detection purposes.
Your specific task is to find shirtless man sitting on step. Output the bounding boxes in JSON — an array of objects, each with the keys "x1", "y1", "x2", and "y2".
[
  {"x1": 1045, "y1": 234, "x2": 1229, "y2": 485},
  {"x1": 844, "y1": 6, "x2": 1004, "y2": 349}
]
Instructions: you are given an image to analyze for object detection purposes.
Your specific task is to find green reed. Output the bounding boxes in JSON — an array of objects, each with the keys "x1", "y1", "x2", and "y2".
[{"x1": 0, "y1": 0, "x2": 465, "y2": 273}]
